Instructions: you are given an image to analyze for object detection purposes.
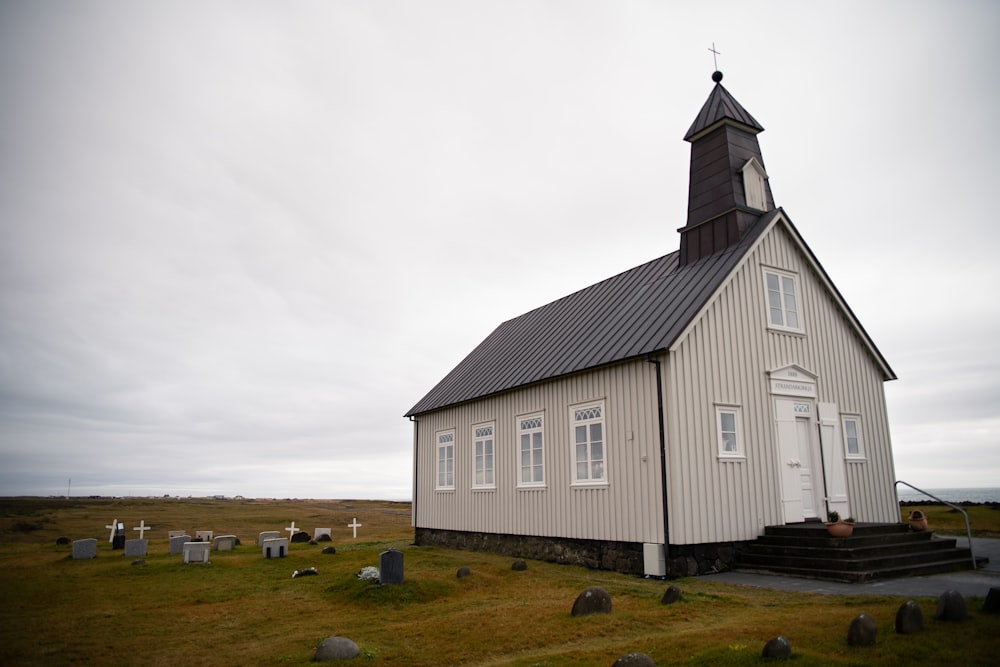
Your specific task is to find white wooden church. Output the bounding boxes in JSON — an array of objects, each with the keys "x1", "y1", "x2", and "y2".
[{"x1": 405, "y1": 72, "x2": 898, "y2": 577}]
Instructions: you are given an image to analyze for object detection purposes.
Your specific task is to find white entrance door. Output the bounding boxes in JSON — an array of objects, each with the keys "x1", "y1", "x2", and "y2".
[{"x1": 776, "y1": 399, "x2": 824, "y2": 523}]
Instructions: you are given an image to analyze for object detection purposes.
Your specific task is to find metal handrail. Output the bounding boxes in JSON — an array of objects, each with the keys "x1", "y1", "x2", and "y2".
[{"x1": 895, "y1": 480, "x2": 976, "y2": 569}]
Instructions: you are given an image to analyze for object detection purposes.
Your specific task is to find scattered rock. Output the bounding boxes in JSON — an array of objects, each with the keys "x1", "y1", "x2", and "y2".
[
  {"x1": 661, "y1": 585, "x2": 682, "y2": 605},
  {"x1": 761, "y1": 635, "x2": 791, "y2": 659},
  {"x1": 571, "y1": 586, "x2": 612, "y2": 617},
  {"x1": 511, "y1": 559, "x2": 527, "y2": 571},
  {"x1": 611, "y1": 652, "x2": 655, "y2": 666},
  {"x1": 292, "y1": 567, "x2": 318, "y2": 578},
  {"x1": 322, "y1": 546, "x2": 337, "y2": 555},
  {"x1": 456, "y1": 566, "x2": 471, "y2": 578},
  {"x1": 847, "y1": 613, "x2": 877, "y2": 646},
  {"x1": 935, "y1": 590, "x2": 968, "y2": 621},
  {"x1": 314, "y1": 635, "x2": 360, "y2": 661},
  {"x1": 895, "y1": 600, "x2": 924, "y2": 634},
  {"x1": 291, "y1": 531, "x2": 311, "y2": 543},
  {"x1": 983, "y1": 588, "x2": 1000, "y2": 614},
  {"x1": 55, "y1": 536, "x2": 70, "y2": 545}
]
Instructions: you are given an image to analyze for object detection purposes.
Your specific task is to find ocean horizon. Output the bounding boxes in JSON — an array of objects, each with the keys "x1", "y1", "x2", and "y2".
[{"x1": 895, "y1": 486, "x2": 1000, "y2": 504}]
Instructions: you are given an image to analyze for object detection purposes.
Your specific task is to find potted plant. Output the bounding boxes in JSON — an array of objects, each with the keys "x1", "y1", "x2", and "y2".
[
  {"x1": 825, "y1": 511, "x2": 855, "y2": 537},
  {"x1": 908, "y1": 510, "x2": 928, "y2": 531}
]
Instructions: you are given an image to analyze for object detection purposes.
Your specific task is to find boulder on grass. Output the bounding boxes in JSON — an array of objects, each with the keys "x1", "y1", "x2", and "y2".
[
  {"x1": 456, "y1": 566, "x2": 471, "y2": 578},
  {"x1": 571, "y1": 586, "x2": 612, "y2": 617},
  {"x1": 611, "y1": 652, "x2": 655, "y2": 666},
  {"x1": 511, "y1": 559, "x2": 527, "y2": 571},
  {"x1": 314, "y1": 636, "x2": 359, "y2": 661},
  {"x1": 291, "y1": 531, "x2": 311, "y2": 543},
  {"x1": 661, "y1": 585, "x2": 682, "y2": 605},
  {"x1": 322, "y1": 546, "x2": 337, "y2": 555},
  {"x1": 847, "y1": 613, "x2": 877, "y2": 646}
]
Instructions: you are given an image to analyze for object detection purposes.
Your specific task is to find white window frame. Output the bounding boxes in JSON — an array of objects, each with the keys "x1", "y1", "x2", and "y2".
[
  {"x1": 472, "y1": 422, "x2": 496, "y2": 489},
  {"x1": 571, "y1": 401, "x2": 607, "y2": 485},
  {"x1": 715, "y1": 405, "x2": 745, "y2": 460},
  {"x1": 842, "y1": 415, "x2": 865, "y2": 461},
  {"x1": 436, "y1": 429, "x2": 455, "y2": 490},
  {"x1": 763, "y1": 268, "x2": 803, "y2": 333},
  {"x1": 517, "y1": 413, "x2": 545, "y2": 488}
]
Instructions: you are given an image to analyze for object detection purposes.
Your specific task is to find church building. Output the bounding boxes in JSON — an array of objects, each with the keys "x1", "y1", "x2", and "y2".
[{"x1": 405, "y1": 73, "x2": 898, "y2": 577}]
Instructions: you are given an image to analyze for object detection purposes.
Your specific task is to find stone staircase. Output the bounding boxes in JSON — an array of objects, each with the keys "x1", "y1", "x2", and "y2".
[{"x1": 735, "y1": 522, "x2": 988, "y2": 583}]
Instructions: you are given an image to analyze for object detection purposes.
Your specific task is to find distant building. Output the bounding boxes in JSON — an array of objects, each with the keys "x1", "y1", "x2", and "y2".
[{"x1": 406, "y1": 74, "x2": 897, "y2": 577}]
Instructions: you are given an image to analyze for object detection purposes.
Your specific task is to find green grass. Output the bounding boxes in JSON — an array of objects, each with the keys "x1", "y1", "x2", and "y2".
[{"x1": 2, "y1": 497, "x2": 998, "y2": 665}]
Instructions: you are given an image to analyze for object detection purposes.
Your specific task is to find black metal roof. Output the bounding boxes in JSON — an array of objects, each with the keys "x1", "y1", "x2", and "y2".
[
  {"x1": 684, "y1": 81, "x2": 764, "y2": 141},
  {"x1": 405, "y1": 211, "x2": 779, "y2": 417}
]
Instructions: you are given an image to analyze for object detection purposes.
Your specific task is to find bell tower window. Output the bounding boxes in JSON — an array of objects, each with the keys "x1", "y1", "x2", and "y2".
[{"x1": 741, "y1": 158, "x2": 768, "y2": 211}]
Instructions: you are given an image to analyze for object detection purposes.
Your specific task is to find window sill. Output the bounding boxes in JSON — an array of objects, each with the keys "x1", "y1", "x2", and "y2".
[
  {"x1": 472, "y1": 486, "x2": 496, "y2": 492},
  {"x1": 516, "y1": 484, "x2": 547, "y2": 491},
  {"x1": 571, "y1": 481, "x2": 609, "y2": 489},
  {"x1": 435, "y1": 488, "x2": 455, "y2": 493},
  {"x1": 845, "y1": 457, "x2": 867, "y2": 463},
  {"x1": 767, "y1": 325, "x2": 805, "y2": 338},
  {"x1": 717, "y1": 455, "x2": 746, "y2": 462}
]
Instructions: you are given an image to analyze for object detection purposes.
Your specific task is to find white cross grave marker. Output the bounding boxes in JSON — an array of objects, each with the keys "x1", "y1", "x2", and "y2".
[
  {"x1": 133, "y1": 520, "x2": 150, "y2": 539},
  {"x1": 106, "y1": 518, "x2": 118, "y2": 543},
  {"x1": 348, "y1": 517, "x2": 362, "y2": 539},
  {"x1": 285, "y1": 521, "x2": 297, "y2": 540}
]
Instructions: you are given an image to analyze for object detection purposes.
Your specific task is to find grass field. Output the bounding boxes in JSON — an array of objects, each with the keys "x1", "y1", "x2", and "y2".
[{"x1": 2, "y1": 497, "x2": 998, "y2": 666}]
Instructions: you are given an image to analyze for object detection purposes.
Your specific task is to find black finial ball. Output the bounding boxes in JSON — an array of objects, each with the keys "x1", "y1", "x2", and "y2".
[{"x1": 712, "y1": 71, "x2": 723, "y2": 83}]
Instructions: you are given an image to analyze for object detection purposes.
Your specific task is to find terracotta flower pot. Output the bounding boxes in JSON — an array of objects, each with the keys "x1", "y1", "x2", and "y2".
[
  {"x1": 908, "y1": 511, "x2": 928, "y2": 531},
  {"x1": 826, "y1": 520, "x2": 854, "y2": 538}
]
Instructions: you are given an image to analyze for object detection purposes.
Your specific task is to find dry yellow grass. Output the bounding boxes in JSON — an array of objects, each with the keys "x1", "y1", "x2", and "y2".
[{"x1": 2, "y1": 497, "x2": 998, "y2": 666}]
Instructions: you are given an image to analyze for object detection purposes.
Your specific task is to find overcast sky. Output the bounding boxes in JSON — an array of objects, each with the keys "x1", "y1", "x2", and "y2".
[{"x1": 2, "y1": 1, "x2": 998, "y2": 500}]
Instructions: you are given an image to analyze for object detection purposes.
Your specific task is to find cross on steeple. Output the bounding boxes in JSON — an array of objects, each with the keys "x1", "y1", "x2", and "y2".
[{"x1": 708, "y1": 42, "x2": 721, "y2": 71}]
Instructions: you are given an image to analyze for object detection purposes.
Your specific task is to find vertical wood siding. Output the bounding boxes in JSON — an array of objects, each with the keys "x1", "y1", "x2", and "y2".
[
  {"x1": 414, "y1": 362, "x2": 664, "y2": 544},
  {"x1": 665, "y1": 221, "x2": 898, "y2": 544}
]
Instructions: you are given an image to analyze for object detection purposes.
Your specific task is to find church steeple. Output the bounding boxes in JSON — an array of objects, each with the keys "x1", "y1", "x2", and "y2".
[{"x1": 678, "y1": 72, "x2": 775, "y2": 266}]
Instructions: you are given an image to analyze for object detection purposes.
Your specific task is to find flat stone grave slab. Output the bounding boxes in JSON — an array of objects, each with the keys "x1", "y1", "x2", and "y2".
[
  {"x1": 72, "y1": 538, "x2": 97, "y2": 559},
  {"x1": 258, "y1": 530, "x2": 280, "y2": 546},
  {"x1": 124, "y1": 539, "x2": 148, "y2": 557},
  {"x1": 195, "y1": 530, "x2": 213, "y2": 542},
  {"x1": 313, "y1": 528, "x2": 332, "y2": 540},
  {"x1": 183, "y1": 542, "x2": 211, "y2": 564},
  {"x1": 214, "y1": 535, "x2": 238, "y2": 551},
  {"x1": 262, "y1": 537, "x2": 289, "y2": 559},
  {"x1": 169, "y1": 534, "x2": 192, "y2": 554}
]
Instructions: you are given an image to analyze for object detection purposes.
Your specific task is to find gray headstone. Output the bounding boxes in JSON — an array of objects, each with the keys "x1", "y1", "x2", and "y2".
[
  {"x1": 214, "y1": 535, "x2": 237, "y2": 551},
  {"x1": 935, "y1": 590, "x2": 968, "y2": 621},
  {"x1": 258, "y1": 530, "x2": 280, "y2": 546},
  {"x1": 761, "y1": 636, "x2": 792, "y2": 659},
  {"x1": 169, "y1": 535, "x2": 191, "y2": 554},
  {"x1": 380, "y1": 548, "x2": 404, "y2": 585},
  {"x1": 456, "y1": 566, "x2": 471, "y2": 578},
  {"x1": 314, "y1": 636, "x2": 360, "y2": 662},
  {"x1": 182, "y1": 542, "x2": 211, "y2": 564},
  {"x1": 571, "y1": 586, "x2": 612, "y2": 616},
  {"x1": 72, "y1": 538, "x2": 97, "y2": 559},
  {"x1": 124, "y1": 539, "x2": 147, "y2": 557},
  {"x1": 612, "y1": 652, "x2": 656, "y2": 667},
  {"x1": 262, "y1": 537, "x2": 288, "y2": 559},
  {"x1": 983, "y1": 588, "x2": 1000, "y2": 614},
  {"x1": 661, "y1": 585, "x2": 682, "y2": 604},
  {"x1": 194, "y1": 530, "x2": 213, "y2": 542},
  {"x1": 895, "y1": 600, "x2": 924, "y2": 634},
  {"x1": 847, "y1": 613, "x2": 877, "y2": 646},
  {"x1": 511, "y1": 559, "x2": 527, "y2": 571}
]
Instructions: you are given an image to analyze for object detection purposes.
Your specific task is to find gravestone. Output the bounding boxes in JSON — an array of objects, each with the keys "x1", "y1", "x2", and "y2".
[
  {"x1": 511, "y1": 559, "x2": 528, "y2": 571},
  {"x1": 290, "y1": 531, "x2": 310, "y2": 543},
  {"x1": 379, "y1": 547, "x2": 404, "y2": 585},
  {"x1": 258, "y1": 530, "x2": 280, "y2": 546},
  {"x1": 124, "y1": 539, "x2": 148, "y2": 557},
  {"x1": 169, "y1": 534, "x2": 192, "y2": 555},
  {"x1": 761, "y1": 636, "x2": 792, "y2": 659},
  {"x1": 847, "y1": 613, "x2": 877, "y2": 646},
  {"x1": 571, "y1": 586, "x2": 612, "y2": 616},
  {"x1": 348, "y1": 517, "x2": 362, "y2": 538},
  {"x1": 183, "y1": 541, "x2": 211, "y2": 564},
  {"x1": 106, "y1": 520, "x2": 125, "y2": 549},
  {"x1": 168, "y1": 530, "x2": 187, "y2": 538},
  {"x1": 456, "y1": 566, "x2": 471, "y2": 578},
  {"x1": 214, "y1": 535, "x2": 238, "y2": 551},
  {"x1": 895, "y1": 600, "x2": 924, "y2": 634},
  {"x1": 313, "y1": 528, "x2": 332, "y2": 541},
  {"x1": 132, "y1": 520, "x2": 151, "y2": 540},
  {"x1": 194, "y1": 530, "x2": 213, "y2": 542},
  {"x1": 661, "y1": 585, "x2": 682, "y2": 604},
  {"x1": 612, "y1": 653, "x2": 656, "y2": 667},
  {"x1": 983, "y1": 588, "x2": 1000, "y2": 614},
  {"x1": 262, "y1": 537, "x2": 289, "y2": 559},
  {"x1": 72, "y1": 538, "x2": 98, "y2": 559},
  {"x1": 935, "y1": 590, "x2": 968, "y2": 621},
  {"x1": 314, "y1": 636, "x2": 360, "y2": 662}
]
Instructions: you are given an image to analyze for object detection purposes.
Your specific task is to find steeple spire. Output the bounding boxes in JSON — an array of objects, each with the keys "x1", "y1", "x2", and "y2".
[{"x1": 678, "y1": 72, "x2": 775, "y2": 266}]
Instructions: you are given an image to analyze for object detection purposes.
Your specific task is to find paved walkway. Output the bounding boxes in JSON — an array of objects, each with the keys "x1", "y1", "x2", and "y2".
[{"x1": 706, "y1": 537, "x2": 1000, "y2": 598}]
